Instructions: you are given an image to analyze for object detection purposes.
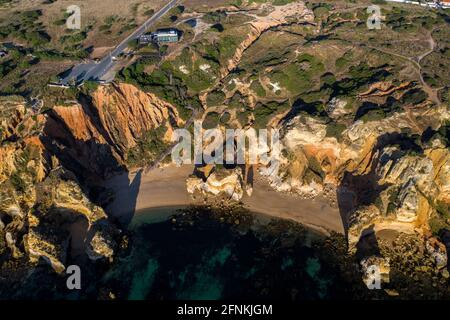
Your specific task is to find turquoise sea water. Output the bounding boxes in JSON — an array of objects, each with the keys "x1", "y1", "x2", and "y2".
[{"x1": 99, "y1": 206, "x2": 362, "y2": 300}]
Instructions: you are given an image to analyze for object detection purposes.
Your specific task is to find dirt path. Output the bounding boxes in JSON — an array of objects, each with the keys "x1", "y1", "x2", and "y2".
[{"x1": 364, "y1": 30, "x2": 441, "y2": 105}]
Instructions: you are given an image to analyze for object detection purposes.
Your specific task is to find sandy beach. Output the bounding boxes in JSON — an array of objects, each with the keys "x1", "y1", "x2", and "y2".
[{"x1": 106, "y1": 165, "x2": 344, "y2": 234}]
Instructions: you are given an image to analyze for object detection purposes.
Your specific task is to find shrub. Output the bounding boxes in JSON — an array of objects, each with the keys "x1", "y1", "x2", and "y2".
[
  {"x1": 253, "y1": 101, "x2": 290, "y2": 129},
  {"x1": 206, "y1": 90, "x2": 226, "y2": 107},
  {"x1": 203, "y1": 112, "x2": 221, "y2": 129},
  {"x1": 10, "y1": 172, "x2": 26, "y2": 193},
  {"x1": 326, "y1": 122, "x2": 347, "y2": 139},
  {"x1": 250, "y1": 80, "x2": 266, "y2": 98}
]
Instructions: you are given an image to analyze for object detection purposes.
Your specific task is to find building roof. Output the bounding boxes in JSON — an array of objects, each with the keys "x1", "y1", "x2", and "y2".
[{"x1": 155, "y1": 29, "x2": 178, "y2": 37}]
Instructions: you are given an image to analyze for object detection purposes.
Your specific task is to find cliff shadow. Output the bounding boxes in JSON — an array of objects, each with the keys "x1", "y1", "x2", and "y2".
[
  {"x1": 40, "y1": 108, "x2": 141, "y2": 229},
  {"x1": 438, "y1": 228, "x2": 450, "y2": 272},
  {"x1": 336, "y1": 132, "x2": 419, "y2": 236},
  {"x1": 103, "y1": 169, "x2": 142, "y2": 228},
  {"x1": 355, "y1": 225, "x2": 381, "y2": 260},
  {"x1": 41, "y1": 108, "x2": 127, "y2": 182}
]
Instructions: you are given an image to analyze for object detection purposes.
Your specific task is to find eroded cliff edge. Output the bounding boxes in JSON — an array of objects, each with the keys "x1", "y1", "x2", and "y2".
[
  {"x1": 0, "y1": 83, "x2": 182, "y2": 297},
  {"x1": 0, "y1": 79, "x2": 448, "y2": 298}
]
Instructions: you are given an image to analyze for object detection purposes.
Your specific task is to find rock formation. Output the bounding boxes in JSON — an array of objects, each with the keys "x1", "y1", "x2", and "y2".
[{"x1": 0, "y1": 83, "x2": 180, "y2": 277}]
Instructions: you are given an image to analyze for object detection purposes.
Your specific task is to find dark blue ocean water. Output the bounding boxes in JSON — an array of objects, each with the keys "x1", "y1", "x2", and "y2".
[{"x1": 100, "y1": 206, "x2": 366, "y2": 300}]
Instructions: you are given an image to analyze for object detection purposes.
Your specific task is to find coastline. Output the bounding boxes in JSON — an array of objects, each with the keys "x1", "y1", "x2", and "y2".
[{"x1": 106, "y1": 165, "x2": 344, "y2": 234}]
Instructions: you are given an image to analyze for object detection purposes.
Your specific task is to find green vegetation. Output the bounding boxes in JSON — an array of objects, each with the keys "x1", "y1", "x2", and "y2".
[
  {"x1": 250, "y1": 80, "x2": 266, "y2": 98},
  {"x1": 203, "y1": 112, "x2": 221, "y2": 129},
  {"x1": 269, "y1": 53, "x2": 325, "y2": 95},
  {"x1": 127, "y1": 125, "x2": 169, "y2": 167},
  {"x1": 128, "y1": 39, "x2": 140, "y2": 50},
  {"x1": 144, "y1": 9, "x2": 155, "y2": 16},
  {"x1": 227, "y1": 91, "x2": 248, "y2": 110},
  {"x1": 237, "y1": 108, "x2": 252, "y2": 126},
  {"x1": 202, "y1": 11, "x2": 227, "y2": 24},
  {"x1": 335, "y1": 51, "x2": 353, "y2": 71},
  {"x1": 325, "y1": 122, "x2": 347, "y2": 139},
  {"x1": 118, "y1": 57, "x2": 198, "y2": 121},
  {"x1": 0, "y1": 47, "x2": 43, "y2": 95},
  {"x1": 422, "y1": 121, "x2": 450, "y2": 148},
  {"x1": 311, "y1": 3, "x2": 332, "y2": 19},
  {"x1": 161, "y1": 47, "x2": 220, "y2": 93},
  {"x1": 206, "y1": 90, "x2": 226, "y2": 107},
  {"x1": 253, "y1": 100, "x2": 290, "y2": 128},
  {"x1": 220, "y1": 112, "x2": 231, "y2": 125},
  {"x1": 6, "y1": 145, "x2": 41, "y2": 193},
  {"x1": 10, "y1": 172, "x2": 26, "y2": 193},
  {"x1": 306, "y1": 156, "x2": 325, "y2": 182},
  {"x1": 355, "y1": 88, "x2": 427, "y2": 123},
  {"x1": 272, "y1": 0, "x2": 297, "y2": 5},
  {"x1": 81, "y1": 81, "x2": 99, "y2": 93},
  {"x1": 0, "y1": 10, "x2": 51, "y2": 47}
]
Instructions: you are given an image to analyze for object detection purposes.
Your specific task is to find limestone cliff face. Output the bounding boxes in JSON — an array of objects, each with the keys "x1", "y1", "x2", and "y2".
[
  {"x1": 44, "y1": 83, "x2": 181, "y2": 178},
  {"x1": 0, "y1": 82, "x2": 184, "y2": 276},
  {"x1": 24, "y1": 168, "x2": 119, "y2": 273},
  {"x1": 268, "y1": 102, "x2": 450, "y2": 250},
  {"x1": 89, "y1": 83, "x2": 181, "y2": 153}
]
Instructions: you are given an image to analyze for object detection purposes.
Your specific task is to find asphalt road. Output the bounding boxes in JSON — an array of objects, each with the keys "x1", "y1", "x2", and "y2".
[{"x1": 60, "y1": 0, "x2": 178, "y2": 85}]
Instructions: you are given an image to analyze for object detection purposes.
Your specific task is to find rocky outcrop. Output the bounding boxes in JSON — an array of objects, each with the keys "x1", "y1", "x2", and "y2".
[
  {"x1": 24, "y1": 168, "x2": 119, "y2": 273},
  {"x1": 0, "y1": 91, "x2": 125, "y2": 276},
  {"x1": 269, "y1": 101, "x2": 450, "y2": 252},
  {"x1": 89, "y1": 83, "x2": 182, "y2": 153},
  {"x1": 44, "y1": 83, "x2": 181, "y2": 178},
  {"x1": 0, "y1": 82, "x2": 184, "y2": 276},
  {"x1": 187, "y1": 166, "x2": 245, "y2": 201},
  {"x1": 426, "y1": 237, "x2": 448, "y2": 270},
  {"x1": 360, "y1": 256, "x2": 390, "y2": 289}
]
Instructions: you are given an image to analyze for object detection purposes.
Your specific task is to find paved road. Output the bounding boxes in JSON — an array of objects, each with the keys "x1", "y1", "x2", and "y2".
[{"x1": 60, "y1": 0, "x2": 178, "y2": 85}]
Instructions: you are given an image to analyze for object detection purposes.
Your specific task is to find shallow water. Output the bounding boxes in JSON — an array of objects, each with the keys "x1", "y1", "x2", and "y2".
[{"x1": 99, "y1": 206, "x2": 364, "y2": 300}]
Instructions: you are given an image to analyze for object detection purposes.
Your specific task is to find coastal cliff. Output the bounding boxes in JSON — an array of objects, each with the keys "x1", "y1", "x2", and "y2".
[
  {"x1": 0, "y1": 83, "x2": 181, "y2": 293},
  {"x1": 0, "y1": 79, "x2": 448, "y2": 298}
]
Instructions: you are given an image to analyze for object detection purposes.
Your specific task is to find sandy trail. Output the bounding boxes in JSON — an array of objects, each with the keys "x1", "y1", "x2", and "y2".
[{"x1": 106, "y1": 165, "x2": 344, "y2": 234}]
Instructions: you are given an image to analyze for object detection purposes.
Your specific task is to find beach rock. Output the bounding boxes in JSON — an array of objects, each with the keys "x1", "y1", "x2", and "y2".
[
  {"x1": 425, "y1": 237, "x2": 447, "y2": 270},
  {"x1": 24, "y1": 228, "x2": 68, "y2": 274},
  {"x1": 187, "y1": 167, "x2": 244, "y2": 201},
  {"x1": 20, "y1": 168, "x2": 120, "y2": 272},
  {"x1": 87, "y1": 230, "x2": 116, "y2": 262}
]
